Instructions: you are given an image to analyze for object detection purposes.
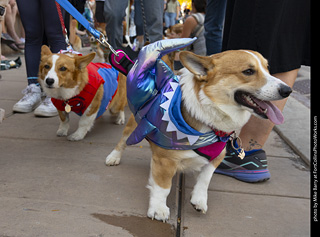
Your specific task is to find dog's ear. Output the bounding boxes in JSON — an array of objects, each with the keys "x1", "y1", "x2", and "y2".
[
  {"x1": 75, "y1": 52, "x2": 96, "y2": 70},
  {"x1": 41, "y1": 45, "x2": 52, "y2": 56},
  {"x1": 179, "y1": 51, "x2": 214, "y2": 81}
]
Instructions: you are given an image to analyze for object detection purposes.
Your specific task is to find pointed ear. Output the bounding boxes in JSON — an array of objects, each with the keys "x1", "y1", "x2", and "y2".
[
  {"x1": 75, "y1": 52, "x2": 96, "y2": 70},
  {"x1": 41, "y1": 45, "x2": 52, "y2": 56},
  {"x1": 179, "y1": 51, "x2": 214, "y2": 81}
]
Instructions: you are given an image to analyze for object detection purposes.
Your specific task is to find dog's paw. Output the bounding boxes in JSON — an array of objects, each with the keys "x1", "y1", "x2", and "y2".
[
  {"x1": 147, "y1": 205, "x2": 170, "y2": 222},
  {"x1": 105, "y1": 150, "x2": 121, "y2": 166},
  {"x1": 67, "y1": 132, "x2": 85, "y2": 141},
  {"x1": 190, "y1": 193, "x2": 208, "y2": 214},
  {"x1": 115, "y1": 111, "x2": 125, "y2": 125},
  {"x1": 56, "y1": 128, "x2": 68, "y2": 137}
]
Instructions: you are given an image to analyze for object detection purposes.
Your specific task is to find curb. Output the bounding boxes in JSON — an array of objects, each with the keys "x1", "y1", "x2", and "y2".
[{"x1": 274, "y1": 96, "x2": 310, "y2": 165}]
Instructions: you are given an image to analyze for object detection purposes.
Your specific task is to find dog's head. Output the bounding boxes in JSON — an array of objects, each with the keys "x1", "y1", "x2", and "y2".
[
  {"x1": 179, "y1": 50, "x2": 292, "y2": 125},
  {"x1": 38, "y1": 45, "x2": 95, "y2": 99},
  {"x1": 166, "y1": 24, "x2": 183, "y2": 39}
]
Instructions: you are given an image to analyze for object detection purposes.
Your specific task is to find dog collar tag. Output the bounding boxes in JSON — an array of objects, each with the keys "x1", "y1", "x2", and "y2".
[
  {"x1": 237, "y1": 148, "x2": 245, "y2": 160},
  {"x1": 65, "y1": 104, "x2": 71, "y2": 113},
  {"x1": 230, "y1": 133, "x2": 245, "y2": 160}
]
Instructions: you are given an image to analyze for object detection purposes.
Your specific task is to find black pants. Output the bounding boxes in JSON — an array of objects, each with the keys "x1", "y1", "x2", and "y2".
[{"x1": 16, "y1": 0, "x2": 66, "y2": 80}]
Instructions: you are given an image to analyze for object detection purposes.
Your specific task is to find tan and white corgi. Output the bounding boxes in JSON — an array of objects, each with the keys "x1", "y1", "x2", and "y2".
[
  {"x1": 38, "y1": 45, "x2": 127, "y2": 141},
  {"x1": 105, "y1": 39, "x2": 292, "y2": 222}
]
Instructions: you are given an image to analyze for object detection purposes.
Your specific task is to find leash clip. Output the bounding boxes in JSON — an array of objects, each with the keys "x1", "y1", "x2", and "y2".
[
  {"x1": 230, "y1": 133, "x2": 245, "y2": 160},
  {"x1": 97, "y1": 34, "x2": 118, "y2": 57}
]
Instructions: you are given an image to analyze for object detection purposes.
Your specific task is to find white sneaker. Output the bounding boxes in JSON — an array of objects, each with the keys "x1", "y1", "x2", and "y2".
[
  {"x1": 34, "y1": 96, "x2": 58, "y2": 117},
  {"x1": 13, "y1": 84, "x2": 41, "y2": 113}
]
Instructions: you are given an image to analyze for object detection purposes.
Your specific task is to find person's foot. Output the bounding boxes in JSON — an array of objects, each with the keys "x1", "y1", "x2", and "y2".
[
  {"x1": 13, "y1": 84, "x2": 42, "y2": 113},
  {"x1": 34, "y1": 97, "x2": 58, "y2": 117},
  {"x1": 215, "y1": 140, "x2": 271, "y2": 183}
]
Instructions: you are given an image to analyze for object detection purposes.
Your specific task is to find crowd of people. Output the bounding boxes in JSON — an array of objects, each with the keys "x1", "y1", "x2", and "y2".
[{"x1": 0, "y1": 0, "x2": 310, "y2": 183}]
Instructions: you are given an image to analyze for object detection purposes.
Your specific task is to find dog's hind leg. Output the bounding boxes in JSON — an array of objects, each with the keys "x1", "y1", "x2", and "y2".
[
  {"x1": 109, "y1": 73, "x2": 127, "y2": 125},
  {"x1": 105, "y1": 114, "x2": 136, "y2": 166},
  {"x1": 147, "y1": 144, "x2": 178, "y2": 222},
  {"x1": 190, "y1": 149, "x2": 226, "y2": 213}
]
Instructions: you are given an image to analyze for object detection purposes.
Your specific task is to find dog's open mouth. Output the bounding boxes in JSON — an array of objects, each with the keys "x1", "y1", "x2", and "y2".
[{"x1": 234, "y1": 91, "x2": 284, "y2": 125}]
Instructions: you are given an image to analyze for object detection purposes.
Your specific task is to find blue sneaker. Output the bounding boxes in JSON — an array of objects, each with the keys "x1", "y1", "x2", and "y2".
[{"x1": 215, "y1": 141, "x2": 271, "y2": 183}]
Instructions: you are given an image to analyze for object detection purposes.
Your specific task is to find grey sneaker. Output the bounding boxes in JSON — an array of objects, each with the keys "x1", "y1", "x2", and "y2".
[
  {"x1": 34, "y1": 96, "x2": 58, "y2": 117},
  {"x1": 13, "y1": 84, "x2": 41, "y2": 113}
]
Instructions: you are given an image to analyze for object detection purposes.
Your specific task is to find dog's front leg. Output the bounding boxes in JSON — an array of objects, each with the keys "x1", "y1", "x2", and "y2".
[
  {"x1": 147, "y1": 147, "x2": 178, "y2": 222},
  {"x1": 68, "y1": 112, "x2": 97, "y2": 141},
  {"x1": 57, "y1": 110, "x2": 70, "y2": 137},
  {"x1": 190, "y1": 150, "x2": 226, "y2": 213},
  {"x1": 106, "y1": 114, "x2": 136, "y2": 166}
]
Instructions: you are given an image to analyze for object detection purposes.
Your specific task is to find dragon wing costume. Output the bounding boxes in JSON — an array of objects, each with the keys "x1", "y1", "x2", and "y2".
[{"x1": 126, "y1": 38, "x2": 231, "y2": 160}]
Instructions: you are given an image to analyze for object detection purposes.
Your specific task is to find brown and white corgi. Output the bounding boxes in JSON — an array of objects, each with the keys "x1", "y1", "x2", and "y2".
[
  {"x1": 105, "y1": 40, "x2": 292, "y2": 222},
  {"x1": 38, "y1": 45, "x2": 127, "y2": 141}
]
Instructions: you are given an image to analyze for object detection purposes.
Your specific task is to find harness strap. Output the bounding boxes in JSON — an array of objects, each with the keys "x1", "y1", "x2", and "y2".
[{"x1": 109, "y1": 50, "x2": 135, "y2": 75}]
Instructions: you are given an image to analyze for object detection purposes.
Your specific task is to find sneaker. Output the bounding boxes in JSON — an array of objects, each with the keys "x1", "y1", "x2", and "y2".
[
  {"x1": 215, "y1": 140, "x2": 271, "y2": 183},
  {"x1": 13, "y1": 84, "x2": 41, "y2": 113},
  {"x1": 34, "y1": 97, "x2": 58, "y2": 117}
]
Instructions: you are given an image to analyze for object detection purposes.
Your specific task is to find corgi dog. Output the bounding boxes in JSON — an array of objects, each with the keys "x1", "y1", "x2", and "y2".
[
  {"x1": 105, "y1": 39, "x2": 292, "y2": 222},
  {"x1": 69, "y1": 19, "x2": 83, "y2": 52},
  {"x1": 38, "y1": 45, "x2": 127, "y2": 141}
]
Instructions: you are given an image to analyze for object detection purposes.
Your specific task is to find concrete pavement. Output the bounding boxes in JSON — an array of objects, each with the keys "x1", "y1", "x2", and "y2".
[{"x1": 0, "y1": 52, "x2": 310, "y2": 236}]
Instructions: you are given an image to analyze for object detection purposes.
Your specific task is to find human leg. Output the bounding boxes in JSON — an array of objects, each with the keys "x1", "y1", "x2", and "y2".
[
  {"x1": 164, "y1": 12, "x2": 170, "y2": 28},
  {"x1": 16, "y1": 0, "x2": 42, "y2": 82},
  {"x1": 204, "y1": 0, "x2": 227, "y2": 55},
  {"x1": 239, "y1": 69, "x2": 298, "y2": 150},
  {"x1": 143, "y1": 0, "x2": 163, "y2": 43},
  {"x1": 41, "y1": 0, "x2": 66, "y2": 53},
  {"x1": 104, "y1": 0, "x2": 127, "y2": 48},
  {"x1": 4, "y1": 0, "x2": 24, "y2": 49}
]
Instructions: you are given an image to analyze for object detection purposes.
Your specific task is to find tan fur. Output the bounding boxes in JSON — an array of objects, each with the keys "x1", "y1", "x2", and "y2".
[
  {"x1": 69, "y1": 19, "x2": 82, "y2": 51},
  {"x1": 39, "y1": 45, "x2": 127, "y2": 141},
  {"x1": 180, "y1": 50, "x2": 268, "y2": 106},
  {"x1": 106, "y1": 49, "x2": 290, "y2": 221},
  {"x1": 109, "y1": 73, "x2": 127, "y2": 115}
]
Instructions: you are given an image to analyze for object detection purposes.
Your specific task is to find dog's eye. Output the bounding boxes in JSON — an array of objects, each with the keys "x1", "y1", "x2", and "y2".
[
  {"x1": 44, "y1": 64, "x2": 50, "y2": 69},
  {"x1": 59, "y1": 66, "x2": 67, "y2": 71},
  {"x1": 242, "y1": 69, "x2": 255, "y2": 76}
]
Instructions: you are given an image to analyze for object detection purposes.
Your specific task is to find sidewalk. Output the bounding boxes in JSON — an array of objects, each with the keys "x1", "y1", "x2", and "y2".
[{"x1": 0, "y1": 52, "x2": 310, "y2": 236}]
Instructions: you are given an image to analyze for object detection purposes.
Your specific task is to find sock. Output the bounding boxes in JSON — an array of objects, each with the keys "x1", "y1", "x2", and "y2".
[{"x1": 27, "y1": 77, "x2": 39, "y2": 86}]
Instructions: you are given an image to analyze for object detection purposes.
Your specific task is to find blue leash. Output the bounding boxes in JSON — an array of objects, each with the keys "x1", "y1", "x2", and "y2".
[
  {"x1": 55, "y1": 0, "x2": 135, "y2": 75},
  {"x1": 55, "y1": 0, "x2": 117, "y2": 55}
]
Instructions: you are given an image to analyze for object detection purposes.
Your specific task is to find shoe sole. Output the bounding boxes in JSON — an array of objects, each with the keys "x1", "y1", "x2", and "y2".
[
  {"x1": 34, "y1": 110, "x2": 58, "y2": 117},
  {"x1": 13, "y1": 104, "x2": 39, "y2": 113},
  {"x1": 215, "y1": 168, "x2": 271, "y2": 183}
]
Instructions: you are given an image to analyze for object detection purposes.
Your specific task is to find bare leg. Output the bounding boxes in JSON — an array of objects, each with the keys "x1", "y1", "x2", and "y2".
[{"x1": 239, "y1": 69, "x2": 298, "y2": 151}]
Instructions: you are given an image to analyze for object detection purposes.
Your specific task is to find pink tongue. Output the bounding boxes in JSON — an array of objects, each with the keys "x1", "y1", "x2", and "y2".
[{"x1": 252, "y1": 98, "x2": 284, "y2": 125}]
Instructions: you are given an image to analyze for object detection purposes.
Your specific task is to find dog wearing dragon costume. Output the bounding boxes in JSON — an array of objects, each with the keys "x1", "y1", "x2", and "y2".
[{"x1": 105, "y1": 38, "x2": 292, "y2": 221}]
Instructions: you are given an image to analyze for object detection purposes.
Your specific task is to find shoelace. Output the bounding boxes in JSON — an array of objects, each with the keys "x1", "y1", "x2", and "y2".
[
  {"x1": 20, "y1": 86, "x2": 38, "y2": 101},
  {"x1": 41, "y1": 97, "x2": 53, "y2": 106}
]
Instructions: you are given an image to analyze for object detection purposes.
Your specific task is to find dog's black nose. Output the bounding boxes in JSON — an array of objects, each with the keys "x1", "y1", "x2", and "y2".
[
  {"x1": 46, "y1": 78, "x2": 55, "y2": 86},
  {"x1": 278, "y1": 84, "x2": 292, "y2": 98}
]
